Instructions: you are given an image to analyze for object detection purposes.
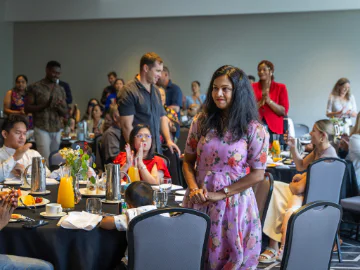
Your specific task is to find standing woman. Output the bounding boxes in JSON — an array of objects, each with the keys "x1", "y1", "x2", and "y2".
[
  {"x1": 326, "y1": 78, "x2": 357, "y2": 134},
  {"x1": 252, "y1": 60, "x2": 289, "y2": 143},
  {"x1": 3, "y1": 75, "x2": 33, "y2": 128},
  {"x1": 183, "y1": 65, "x2": 269, "y2": 269}
]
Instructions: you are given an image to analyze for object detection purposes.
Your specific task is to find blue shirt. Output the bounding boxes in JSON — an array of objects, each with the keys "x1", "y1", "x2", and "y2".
[
  {"x1": 185, "y1": 94, "x2": 206, "y2": 108},
  {"x1": 165, "y1": 80, "x2": 183, "y2": 109}
]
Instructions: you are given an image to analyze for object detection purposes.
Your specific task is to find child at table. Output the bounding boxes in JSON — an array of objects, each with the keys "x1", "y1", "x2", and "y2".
[{"x1": 100, "y1": 181, "x2": 167, "y2": 267}]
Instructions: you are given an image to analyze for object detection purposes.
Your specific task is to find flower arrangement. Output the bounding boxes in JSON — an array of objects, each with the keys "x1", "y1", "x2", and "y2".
[{"x1": 59, "y1": 144, "x2": 96, "y2": 184}]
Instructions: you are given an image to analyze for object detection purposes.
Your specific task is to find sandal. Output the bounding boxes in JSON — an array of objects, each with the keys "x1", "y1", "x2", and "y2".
[{"x1": 259, "y1": 247, "x2": 277, "y2": 263}]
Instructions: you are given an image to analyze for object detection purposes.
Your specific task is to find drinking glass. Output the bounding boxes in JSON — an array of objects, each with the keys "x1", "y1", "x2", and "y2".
[
  {"x1": 86, "y1": 198, "x2": 102, "y2": 214},
  {"x1": 159, "y1": 177, "x2": 172, "y2": 193},
  {"x1": 153, "y1": 190, "x2": 168, "y2": 208}
]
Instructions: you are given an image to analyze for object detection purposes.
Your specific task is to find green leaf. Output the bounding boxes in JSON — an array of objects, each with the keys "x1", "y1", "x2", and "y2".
[{"x1": 90, "y1": 176, "x2": 96, "y2": 184}]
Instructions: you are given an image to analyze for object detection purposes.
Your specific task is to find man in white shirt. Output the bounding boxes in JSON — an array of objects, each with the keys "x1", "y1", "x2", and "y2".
[{"x1": 0, "y1": 115, "x2": 51, "y2": 182}]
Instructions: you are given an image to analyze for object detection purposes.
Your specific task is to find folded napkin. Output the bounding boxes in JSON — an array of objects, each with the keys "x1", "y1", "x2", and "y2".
[{"x1": 58, "y1": 211, "x2": 102, "y2": 231}]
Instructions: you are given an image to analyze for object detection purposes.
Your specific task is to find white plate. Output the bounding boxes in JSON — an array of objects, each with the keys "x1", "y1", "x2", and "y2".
[
  {"x1": 40, "y1": 212, "x2": 67, "y2": 219},
  {"x1": 29, "y1": 190, "x2": 51, "y2": 195},
  {"x1": 101, "y1": 199, "x2": 121, "y2": 204},
  {"x1": 175, "y1": 190, "x2": 186, "y2": 195},
  {"x1": 17, "y1": 198, "x2": 50, "y2": 208},
  {"x1": 4, "y1": 178, "x2": 59, "y2": 186},
  {"x1": 79, "y1": 188, "x2": 105, "y2": 197}
]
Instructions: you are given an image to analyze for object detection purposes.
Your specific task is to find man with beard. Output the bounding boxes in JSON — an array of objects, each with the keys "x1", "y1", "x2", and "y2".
[{"x1": 25, "y1": 61, "x2": 67, "y2": 164}]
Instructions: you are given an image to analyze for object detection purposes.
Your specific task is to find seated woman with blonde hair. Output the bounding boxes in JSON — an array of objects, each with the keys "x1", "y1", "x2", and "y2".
[
  {"x1": 113, "y1": 124, "x2": 170, "y2": 184},
  {"x1": 260, "y1": 119, "x2": 338, "y2": 263}
]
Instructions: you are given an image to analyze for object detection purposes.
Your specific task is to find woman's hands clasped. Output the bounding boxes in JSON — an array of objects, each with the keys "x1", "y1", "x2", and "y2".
[{"x1": 189, "y1": 187, "x2": 226, "y2": 204}]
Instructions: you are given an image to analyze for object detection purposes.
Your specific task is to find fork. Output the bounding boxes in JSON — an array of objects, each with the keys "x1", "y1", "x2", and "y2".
[{"x1": 19, "y1": 197, "x2": 36, "y2": 213}]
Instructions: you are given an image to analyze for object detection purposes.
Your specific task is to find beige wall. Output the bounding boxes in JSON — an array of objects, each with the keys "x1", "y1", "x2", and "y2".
[{"x1": 12, "y1": 10, "x2": 360, "y2": 128}]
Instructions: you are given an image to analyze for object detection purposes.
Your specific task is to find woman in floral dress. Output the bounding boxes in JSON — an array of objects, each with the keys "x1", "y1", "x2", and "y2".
[{"x1": 183, "y1": 65, "x2": 269, "y2": 270}]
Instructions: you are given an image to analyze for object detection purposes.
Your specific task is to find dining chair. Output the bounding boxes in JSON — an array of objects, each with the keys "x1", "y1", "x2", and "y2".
[
  {"x1": 253, "y1": 172, "x2": 274, "y2": 227},
  {"x1": 340, "y1": 196, "x2": 360, "y2": 241},
  {"x1": 303, "y1": 157, "x2": 347, "y2": 262},
  {"x1": 294, "y1": 123, "x2": 309, "y2": 138},
  {"x1": 48, "y1": 151, "x2": 65, "y2": 171},
  {"x1": 280, "y1": 201, "x2": 342, "y2": 270},
  {"x1": 127, "y1": 207, "x2": 210, "y2": 270},
  {"x1": 160, "y1": 146, "x2": 184, "y2": 187}
]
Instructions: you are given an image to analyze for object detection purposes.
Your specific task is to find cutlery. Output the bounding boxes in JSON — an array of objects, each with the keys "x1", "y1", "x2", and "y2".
[{"x1": 19, "y1": 198, "x2": 36, "y2": 213}]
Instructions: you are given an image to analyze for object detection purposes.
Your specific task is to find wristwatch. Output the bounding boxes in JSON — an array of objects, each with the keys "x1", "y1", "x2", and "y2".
[
  {"x1": 223, "y1": 187, "x2": 230, "y2": 198},
  {"x1": 139, "y1": 164, "x2": 147, "y2": 171}
]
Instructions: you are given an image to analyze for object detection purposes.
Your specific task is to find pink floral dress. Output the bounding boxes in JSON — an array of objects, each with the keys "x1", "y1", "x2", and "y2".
[{"x1": 183, "y1": 117, "x2": 269, "y2": 270}]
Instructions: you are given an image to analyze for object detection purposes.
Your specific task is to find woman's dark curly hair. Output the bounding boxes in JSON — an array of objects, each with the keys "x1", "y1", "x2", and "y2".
[{"x1": 199, "y1": 65, "x2": 259, "y2": 143}]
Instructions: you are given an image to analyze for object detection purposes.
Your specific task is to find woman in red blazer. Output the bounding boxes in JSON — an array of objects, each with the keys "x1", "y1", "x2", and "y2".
[{"x1": 252, "y1": 60, "x2": 289, "y2": 143}]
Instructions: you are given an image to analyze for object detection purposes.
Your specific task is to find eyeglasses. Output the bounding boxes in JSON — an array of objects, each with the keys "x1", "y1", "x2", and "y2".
[{"x1": 135, "y1": 134, "x2": 152, "y2": 139}]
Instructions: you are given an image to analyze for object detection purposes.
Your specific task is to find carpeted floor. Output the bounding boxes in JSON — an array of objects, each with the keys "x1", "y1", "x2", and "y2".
[{"x1": 257, "y1": 238, "x2": 360, "y2": 269}]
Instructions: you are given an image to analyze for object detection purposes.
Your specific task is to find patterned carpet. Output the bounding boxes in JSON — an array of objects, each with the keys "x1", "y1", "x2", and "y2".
[{"x1": 257, "y1": 238, "x2": 360, "y2": 269}]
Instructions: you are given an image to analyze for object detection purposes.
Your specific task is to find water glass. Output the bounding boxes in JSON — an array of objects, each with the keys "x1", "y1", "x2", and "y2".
[
  {"x1": 86, "y1": 198, "x2": 102, "y2": 214},
  {"x1": 153, "y1": 190, "x2": 168, "y2": 208},
  {"x1": 159, "y1": 177, "x2": 172, "y2": 193}
]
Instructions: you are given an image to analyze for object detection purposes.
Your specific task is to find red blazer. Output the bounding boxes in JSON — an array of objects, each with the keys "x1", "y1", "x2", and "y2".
[{"x1": 252, "y1": 81, "x2": 289, "y2": 134}]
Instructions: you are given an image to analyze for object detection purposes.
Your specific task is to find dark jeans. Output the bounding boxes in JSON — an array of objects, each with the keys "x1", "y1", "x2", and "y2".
[{"x1": 262, "y1": 118, "x2": 286, "y2": 146}]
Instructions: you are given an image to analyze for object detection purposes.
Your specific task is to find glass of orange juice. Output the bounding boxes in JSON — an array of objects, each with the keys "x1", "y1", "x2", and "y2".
[
  {"x1": 57, "y1": 166, "x2": 75, "y2": 211},
  {"x1": 272, "y1": 134, "x2": 281, "y2": 159}
]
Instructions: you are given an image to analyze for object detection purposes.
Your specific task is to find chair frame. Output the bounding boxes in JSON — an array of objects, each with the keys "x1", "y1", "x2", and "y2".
[
  {"x1": 258, "y1": 172, "x2": 274, "y2": 227},
  {"x1": 302, "y1": 157, "x2": 347, "y2": 262},
  {"x1": 303, "y1": 157, "x2": 348, "y2": 205},
  {"x1": 281, "y1": 201, "x2": 342, "y2": 270},
  {"x1": 155, "y1": 152, "x2": 170, "y2": 170},
  {"x1": 127, "y1": 207, "x2": 210, "y2": 270}
]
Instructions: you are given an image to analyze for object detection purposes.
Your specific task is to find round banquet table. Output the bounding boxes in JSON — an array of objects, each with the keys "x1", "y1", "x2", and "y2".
[{"x1": 0, "y1": 184, "x2": 179, "y2": 270}]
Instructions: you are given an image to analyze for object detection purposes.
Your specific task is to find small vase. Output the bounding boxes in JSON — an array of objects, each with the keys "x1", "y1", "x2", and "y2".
[{"x1": 73, "y1": 173, "x2": 82, "y2": 204}]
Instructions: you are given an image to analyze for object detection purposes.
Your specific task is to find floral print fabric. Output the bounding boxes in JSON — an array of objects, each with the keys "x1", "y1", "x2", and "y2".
[{"x1": 183, "y1": 116, "x2": 269, "y2": 270}]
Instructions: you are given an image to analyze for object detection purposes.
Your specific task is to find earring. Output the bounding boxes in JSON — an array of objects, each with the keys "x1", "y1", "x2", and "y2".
[{"x1": 320, "y1": 137, "x2": 324, "y2": 143}]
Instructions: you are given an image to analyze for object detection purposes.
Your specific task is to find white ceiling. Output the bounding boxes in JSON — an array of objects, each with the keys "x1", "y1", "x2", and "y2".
[{"x1": 4, "y1": 0, "x2": 360, "y2": 22}]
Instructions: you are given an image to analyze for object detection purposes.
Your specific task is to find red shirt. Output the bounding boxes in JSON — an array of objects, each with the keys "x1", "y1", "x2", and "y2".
[
  {"x1": 113, "y1": 152, "x2": 171, "y2": 179},
  {"x1": 252, "y1": 81, "x2": 289, "y2": 134}
]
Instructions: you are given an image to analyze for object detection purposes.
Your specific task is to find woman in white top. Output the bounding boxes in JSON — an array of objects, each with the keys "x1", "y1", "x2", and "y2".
[
  {"x1": 348, "y1": 112, "x2": 360, "y2": 194},
  {"x1": 326, "y1": 78, "x2": 357, "y2": 132}
]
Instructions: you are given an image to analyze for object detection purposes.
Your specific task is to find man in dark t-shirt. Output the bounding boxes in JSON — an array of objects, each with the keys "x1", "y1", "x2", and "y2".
[{"x1": 118, "y1": 52, "x2": 180, "y2": 155}]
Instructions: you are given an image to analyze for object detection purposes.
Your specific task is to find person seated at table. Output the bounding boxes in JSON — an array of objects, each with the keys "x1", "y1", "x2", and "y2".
[
  {"x1": 113, "y1": 124, "x2": 170, "y2": 184},
  {"x1": 0, "y1": 189, "x2": 54, "y2": 269},
  {"x1": 101, "y1": 181, "x2": 169, "y2": 268},
  {"x1": 0, "y1": 115, "x2": 52, "y2": 182},
  {"x1": 348, "y1": 112, "x2": 360, "y2": 194},
  {"x1": 101, "y1": 104, "x2": 121, "y2": 163},
  {"x1": 260, "y1": 119, "x2": 337, "y2": 263},
  {"x1": 185, "y1": 81, "x2": 206, "y2": 110},
  {"x1": 81, "y1": 98, "x2": 100, "y2": 121},
  {"x1": 68, "y1": 104, "x2": 81, "y2": 132},
  {"x1": 87, "y1": 104, "x2": 104, "y2": 136}
]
